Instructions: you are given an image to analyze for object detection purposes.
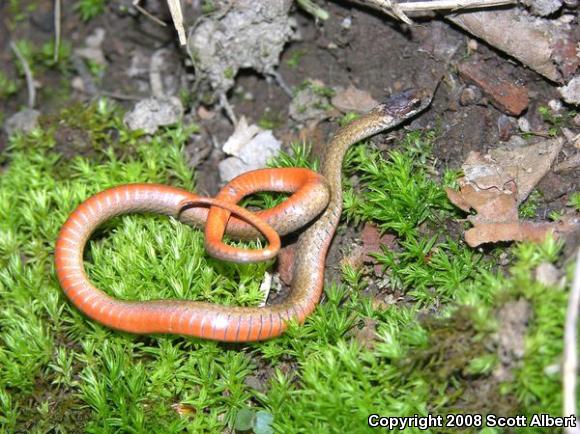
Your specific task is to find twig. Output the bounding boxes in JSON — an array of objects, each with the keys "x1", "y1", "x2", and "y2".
[
  {"x1": 10, "y1": 41, "x2": 35, "y2": 109},
  {"x1": 54, "y1": 0, "x2": 61, "y2": 63},
  {"x1": 132, "y1": 0, "x2": 168, "y2": 27},
  {"x1": 132, "y1": 0, "x2": 186, "y2": 45},
  {"x1": 296, "y1": 0, "x2": 330, "y2": 20},
  {"x1": 350, "y1": 0, "x2": 516, "y2": 24},
  {"x1": 219, "y1": 93, "x2": 237, "y2": 125},
  {"x1": 167, "y1": 0, "x2": 187, "y2": 46},
  {"x1": 398, "y1": 0, "x2": 515, "y2": 12},
  {"x1": 564, "y1": 248, "x2": 580, "y2": 433},
  {"x1": 258, "y1": 272, "x2": 273, "y2": 307}
]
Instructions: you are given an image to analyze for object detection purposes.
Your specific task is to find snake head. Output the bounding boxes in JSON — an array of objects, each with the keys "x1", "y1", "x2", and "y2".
[{"x1": 378, "y1": 88, "x2": 431, "y2": 118}]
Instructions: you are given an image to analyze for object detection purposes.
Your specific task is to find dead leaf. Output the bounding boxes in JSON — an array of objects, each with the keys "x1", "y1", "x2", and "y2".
[
  {"x1": 172, "y1": 403, "x2": 196, "y2": 416},
  {"x1": 222, "y1": 116, "x2": 262, "y2": 156},
  {"x1": 462, "y1": 137, "x2": 564, "y2": 204},
  {"x1": 331, "y1": 85, "x2": 379, "y2": 113},
  {"x1": 446, "y1": 137, "x2": 579, "y2": 247}
]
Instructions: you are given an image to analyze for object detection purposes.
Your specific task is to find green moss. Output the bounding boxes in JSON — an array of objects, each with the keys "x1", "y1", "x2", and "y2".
[
  {"x1": 257, "y1": 110, "x2": 284, "y2": 130},
  {"x1": 519, "y1": 190, "x2": 542, "y2": 219},
  {"x1": 75, "y1": 0, "x2": 108, "y2": 21},
  {"x1": 224, "y1": 66, "x2": 235, "y2": 80},
  {"x1": 569, "y1": 192, "x2": 580, "y2": 212},
  {"x1": 286, "y1": 49, "x2": 306, "y2": 69},
  {"x1": 201, "y1": 0, "x2": 216, "y2": 14},
  {"x1": 0, "y1": 71, "x2": 19, "y2": 100},
  {"x1": 294, "y1": 79, "x2": 335, "y2": 98},
  {"x1": 0, "y1": 102, "x2": 572, "y2": 432},
  {"x1": 537, "y1": 106, "x2": 577, "y2": 136},
  {"x1": 12, "y1": 39, "x2": 72, "y2": 76},
  {"x1": 7, "y1": 0, "x2": 39, "y2": 23}
]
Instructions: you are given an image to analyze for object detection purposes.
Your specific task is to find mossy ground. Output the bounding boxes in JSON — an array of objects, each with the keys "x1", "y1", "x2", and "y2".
[{"x1": 0, "y1": 101, "x2": 576, "y2": 433}]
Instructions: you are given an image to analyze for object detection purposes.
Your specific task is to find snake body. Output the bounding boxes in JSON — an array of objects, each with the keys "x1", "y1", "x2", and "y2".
[{"x1": 55, "y1": 89, "x2": 428, "y2": 342}]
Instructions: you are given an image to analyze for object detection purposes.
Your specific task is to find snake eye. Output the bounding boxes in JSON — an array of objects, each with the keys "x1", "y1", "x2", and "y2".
[{"x1": 410, "y1": 98, "x2": 422, "y2": 110}]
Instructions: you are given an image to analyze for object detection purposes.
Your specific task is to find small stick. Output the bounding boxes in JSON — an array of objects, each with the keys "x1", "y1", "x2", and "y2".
[
  {"x1": 10, "y1": 41, "x2": 36, "y2": 109},
  {"x1": 296, "y1": 0, "x2": 330, "y2": 20},
  {"x1": 132, "y1": 0, "x2": 168, "y2": 27},
  {"x1": 564, "y1": 249, "x2": 580, "y2": 433},
  {"x1": 54, "y1": 0, "x2": 61, "y2": 63},
  {"x1": 351, "y1": 0, "x2": 516, "y2": 24},
  {"x1": 132, "y1": 0, "x2": 186, "y2": 45},
  {"x1": 166, "y1": 0, "x2": 187, "y2": 46}
]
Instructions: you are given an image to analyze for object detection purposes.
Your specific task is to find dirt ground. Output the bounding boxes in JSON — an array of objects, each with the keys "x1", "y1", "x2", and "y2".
[
  {"x1": 1, "y1": 1, "x2": 577, "y2": 204},
  {"x1": 2, "y1": 1, "x2": 577, "y2": 211}
]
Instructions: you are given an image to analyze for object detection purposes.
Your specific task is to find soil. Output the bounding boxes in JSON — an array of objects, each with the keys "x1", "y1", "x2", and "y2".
[{"x1": 2, "y1": 1, "x2": 577, "y2": 204}]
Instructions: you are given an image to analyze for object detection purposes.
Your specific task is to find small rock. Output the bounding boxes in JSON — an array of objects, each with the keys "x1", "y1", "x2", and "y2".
[
  {"x1": 219, "y1": 129, "x2": 281, "y2": 182},
  {"x1": 561, "y1": 127, "x2": 580, "y2": 149},
  {"x1": 124, "y1": 97, "x2": 183, "y2": 134},
  {"x1": 75, "y1": 28, "x2": 107, "y2": 66},
  {"x1": 149, "y1": 48, "x2": 186, "y2": 98},
  {"x1": 534, "y1": 262, "x2": 559, "y2": 286},
  {"x1": 341, "y1": 17, "x2": 352, "y2": 30},
  {"x1": 552, "y1": 36, "x2": 579, "y2": 81},
  {"x1": 497, "y1": 114, "x2": 515, "y2": 141},
  {"x1": 289, "y1": 80, "x2": 331, "y2": 123},
  {"x1": 3, "y1": 108, "x2": 41, "y2": 136},
  {"x1": 537, "y1": 172, "x2": 569, "y2": 202},
  {"x1": 548, "y1": 99, "x2": 563, "y2": 112},
  {"x1": 493, "y1": 299, "x2": 531, "y2": 381},
  {"x1": 505, "y1": 135, "x2": 527, "y2": 148},
  {"x1": 458, "y1": 60, "x2": 529, "y2": 116},
  {"x1": 521, "y1": 0, "x2": 563, "y2": 16},
  {"x1": 196, "y1": 105, "x2": 216, "y2": 120},
  {"x1": 467, "y1": 39, "x2": 478, "y2": 52},
  {"x1": 71, "y1": 76, "x2": 85, "y2": 92},
  {"x1": 559, "y1": 76, "x2": 580, "y2": 105},
  {"x1": 459, "y1": 85, "x2": 482, "y2": 106},
  {"x1": 517, "y1": 117, "x2": 531, "y2": 133},
  {"x1": 187, "y1": 0, "x2": 295, "y2": 95}
]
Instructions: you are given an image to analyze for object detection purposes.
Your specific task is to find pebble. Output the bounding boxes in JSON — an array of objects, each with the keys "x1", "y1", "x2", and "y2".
[
  {"x1": 517, "y1": 117, "x2": 531, "y2": 133},
  {"x1": 3, "y1": 108, "x2": 41, "y2": 136},
  {"x1": 458, "y1": 60, "x2": 529, "y2": 116},
  {"x1": 124, "y1": 97, "x2": 183, "y2": 134},
  {"x1": 459, "y1": 85, "x2": 482, "y2": 106}
]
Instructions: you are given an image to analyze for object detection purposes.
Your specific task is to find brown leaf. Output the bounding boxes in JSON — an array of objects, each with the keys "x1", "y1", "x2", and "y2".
[
  {"x1": 331, "y1": 85, "x2": 379, "y2": 113},
  {"x1": 446, "y1": 138, "x2": 578, "y2": 247}
]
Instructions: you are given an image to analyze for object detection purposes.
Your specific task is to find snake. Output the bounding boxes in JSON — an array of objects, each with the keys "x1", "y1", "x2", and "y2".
[{"x1": 55, "y1": 88, "x2": 430, "y2": 342}]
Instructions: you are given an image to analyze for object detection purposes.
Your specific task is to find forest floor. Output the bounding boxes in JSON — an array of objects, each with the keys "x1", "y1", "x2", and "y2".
[{"x1": 0, "y1": 1, "x2": 579, "y2": 433}]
